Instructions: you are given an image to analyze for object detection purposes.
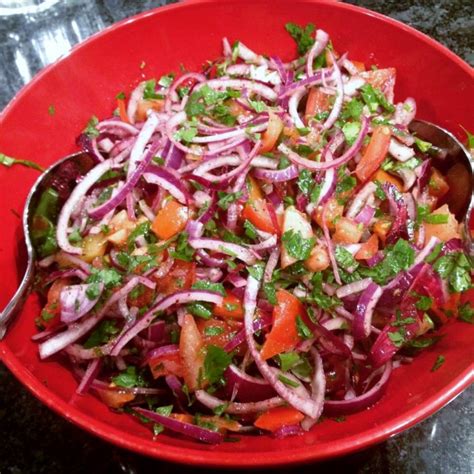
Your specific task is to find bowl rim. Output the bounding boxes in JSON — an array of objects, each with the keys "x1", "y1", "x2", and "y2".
[{"x1": 0, "y1": 0, "x2": 473, "y2": 467}]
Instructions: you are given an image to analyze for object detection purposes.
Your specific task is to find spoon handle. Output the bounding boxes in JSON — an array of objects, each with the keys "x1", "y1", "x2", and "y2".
[{"x1": 0, "y1": 257, "x2": 35, "y2": 339}]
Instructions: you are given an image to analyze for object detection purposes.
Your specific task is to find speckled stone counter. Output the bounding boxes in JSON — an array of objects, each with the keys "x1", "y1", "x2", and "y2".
[{"x1": 0, "y1": 1, "x2": 473, "y2": 473}]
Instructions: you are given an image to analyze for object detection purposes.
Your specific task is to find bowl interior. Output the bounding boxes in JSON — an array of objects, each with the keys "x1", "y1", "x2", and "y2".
[{"x1": 0, "y1": 0, "x2": 473, "y2": 467}]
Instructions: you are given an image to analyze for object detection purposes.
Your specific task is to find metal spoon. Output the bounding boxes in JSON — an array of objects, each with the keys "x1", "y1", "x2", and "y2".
[
  {"x1": 0, "y1": 120, "x2": 473, "y2": 338},
  {"x1": 0, "y1": 151, "x2": 93, "y2": 339}
]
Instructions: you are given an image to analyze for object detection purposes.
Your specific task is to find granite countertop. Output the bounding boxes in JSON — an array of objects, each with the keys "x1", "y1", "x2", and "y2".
[{"x1": 0, "y1": 1, "x2": 472, "y2": 473}]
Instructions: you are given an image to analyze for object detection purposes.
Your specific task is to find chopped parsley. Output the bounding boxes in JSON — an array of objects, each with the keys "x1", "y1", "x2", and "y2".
[
  {"x1": 296, "y1": 315, "x2": 312, "y2": 339},
  {"x1": 192, "y1": 280, "x2": 226, "y2": 296},
  {"x1": 433, "y1": 252, "x2": 472, "y2": 293},
  {"x1": 0, "y1": 153, "x2": 44, "y2": 172},
  {"x1": 458, "y1": 302, "x2": 474, "y2": 324},
  {"x1": 83, "y1": 320, "x2": 120, "y2": 349},
  {"x1": 84, "y1": 115, "x2": 100, "y2": 138},
  {"x1": 281, "y1": 229, "x2": 315, "y2": 261},
  {"x1": 285, "y1": 22, "x2": 315, "y2": 55},
  {"x1": 431, "y1": 355, "x2": 445, "y2": 372},
  {"x1": 204, "y1": 345, "x2": 232, "y2": 385},
  {"x1": 278, "y1": 374, "x2": 300, "y2": 388},
  {"x1": 112, "y1": 366, "x2": 146, "y2": 388}
]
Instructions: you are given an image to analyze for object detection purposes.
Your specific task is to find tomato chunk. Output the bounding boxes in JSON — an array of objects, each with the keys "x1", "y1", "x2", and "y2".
[
  {"x1": 149, "y1": 352, "x2": 183, "y2": 379},
  {"x1": 305, "y1": 87, "x2": 329, "y2": 123},
  {"x1": 242, "y1": 198, "x2": 279, "y2": 234},
  {"x1": 260, "y1": 112, "x2": 284, "y2": 153},
  {"x1": 355, "y1": 234, "x2": 379, "y2": 260},
  {"x1": 214, "y1": 293, "x2": 244, "y2": 320},
  {"x1": 355, "y1": 126, "x2": 391, "y2": 183},
  {"x1": 153, "y1": 260, "x2": 196, "y2": 295},
  {"x1": 254, "y1": 406, "x2": 304, "y2": 432},
  {"x1": 151, "y1": 199, "x2": 189, "y2": 240}
]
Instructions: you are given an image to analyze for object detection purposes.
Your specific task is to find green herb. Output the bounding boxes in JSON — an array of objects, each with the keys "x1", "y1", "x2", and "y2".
[
  {"x1": 296, "y1": 127, "x2": 311, "y2": 136},
  {"x1": 170, "y1": 231, "x2": 195, "y2": 261},
  {"x1": 278, "y1": 352, "x2": 301, "y2": 372},
  {"x1": 248, "y1": 262, "x2": 265, "y2": 281},
  {"x1": 112, "y1": 366, "x2": 146, "y2": 388},
  {"x1": 460, "y1": 126, "x2": 474, "y2": 149},
  {"x1": 68, "y1": 228, "x2": 82, "y2": 244},
  {"x1": 415, "y1": 295, "x2": 433, "y2": 311},
  {"x1": 407, "y1": 336, "x2": 441, "y2": 350},
  {"x1": 192, "y1": 280, "x2": 226, "y2": 296},
  {"x1": 414, "y1": 137, "x2": 432, "y2": 153},
  {"x1": 204, "y1": 326, "x2": 225, "y2": 336},
  {"x1": 374, "y1": 180, "x2": 387, "y2": 200},
  {"x1": 283, "y1": 196, "x2": 296, "y2": 206},
  {"x1": 310, "y1": 183, "x2": 322, "y2": 203},
  {"x1": 263, "y1": 282, "x2": 277, "y2": 305},
  {"x1": 243, "y1": 219, "x2": 258, "y2": 240},
  {"x1": 152, "y1": 156, "x2": 165, "y2": 165},
  {"x1": 336, "y1": 174, "x2": 357, "y2": 196},
  {"x1": 248, "y1": 98, "x2": 267, "y2": 113},
  {"x1": 360, "y1": 84, "x2": 395, "y2": 113},
  {"x1": 296, "y1": 315, "x2": 312, "y2": 340},
  {"x1": 285, "y1": 22, "x2": 315, "y2": 55},
  {"x1": 48, "y1": 104, "x2": 56, "y2": 116},
  {"x1": 158, "y1": 73, "x2": 175, "y2": 88},
  {"x1": 295, "y1": 144, "x2": 314, "y2": 157},
  {"x1": 424, "y1": 213, "x2": 449, "y2": 225},
  {"x1": 333, "y1": 416, "x2": 346, "y2": 423},
  {"x1": 204, "y1": 345, "x2": 232, "y2": 385},
  {"x1": 335, "y1": 246, "x2": 358, "y2": 272},
  {"x1": 127, "y1": 221, "x2": 152, "y2": 251},
  {"x1": 85, "y1": 282, "x2": 102, "y2": 300},
  {"x1": 212, "y1": 403, "x2": 228, "y2": 416},
  {"x1": 40, "y1": 306, "x2": 56, "y2": 322},
  {"x1": 433, "y1": 252, "x2": 472, "y2": 293},
  {"x1": 297, "y1": 169, "x2": 313, "y2": 196},
  {"x1": 174, "y1": 124, "x2": 198, "y2": 142},
  {"x1": 309, "y1": 273, "x2": 341, "y2": 310},
  {"x1": 86, "y1": 267, "x2": 122, "y2": 289},
  {"x1": 0, "y1": 153, "x2": 44, "y2": 172},
  {"x1": 342, "y1": 121, "x2": 361, "y2": 145},
  {"x1": 431, "y1": 355, "x2": 445, "y2": 372},
  {"x1": 278, "y1": 155, "x2": 291, "y2": 169},
  {"x1": 143, "y1": 79, "x2": 163, "y2": 100},
  {"x1": 388, "y1": 330, "x2": 405, "y2": 348},
  {"x1": 278, "y1": 374, "x2": 300, "y2": 388},
  {"x1": 217, "y1": 191, "x2": 243, "y2": 210},
  {"x1": 341, "y1": 99, "x2": 363, "y2": 120},
  {"x1": 458, "y1": 302, "x2": 474, "y2": 324},
  {"x1": 187, "y1": 301, "x2": 212, "y2": 320},
  {"x1": 281, "y1": 229, "x2": 315, "y2": 261},
  {"x1": 83, "y1": 320, "x2": 120, "y2": 349},
  {"x1": 84, "y1": 115, "x2": 100, "y2": 138}
]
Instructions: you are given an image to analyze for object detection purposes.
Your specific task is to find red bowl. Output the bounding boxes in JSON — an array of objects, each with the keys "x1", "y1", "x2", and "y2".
[{"x1": 0, "y1": 0, "x2": 473, "y2": 468}]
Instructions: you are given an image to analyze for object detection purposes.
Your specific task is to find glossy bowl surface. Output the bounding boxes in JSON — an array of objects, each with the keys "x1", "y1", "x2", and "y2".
[{"x1": 0, "y1": 0, "x2": 473, "y2": 467}]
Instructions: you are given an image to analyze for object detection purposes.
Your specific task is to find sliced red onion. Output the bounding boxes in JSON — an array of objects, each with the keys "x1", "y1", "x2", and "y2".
[
  {"x1": 127, "y1": 114, "x2": 159, "y2": 178},
  {"x1": 193, "y1": 155, "x2": 241, "y2": 176},
  {"x1": 60, "y1": 283, "x2": 104, "y2": 324},
  {"x1": 264, "y1": 247, "x2": 280, "y2": 283},
  {"x1": 97, "y1": 120, "x2": 139, "y2": 137},
  {"x1": 143, "y1": 165, "x2": 191, "y2": 204},
  {"x1": 322, "y1": 51, "x2": 344, "y2": 130},
  {"x1": 416, "y1": 160, "x2": 431, "y2": 190},
  {"x1": 306, "y1": 29, "x2": 329, "y2": 77},
  {"x1": 323, "y1": 362, "x2": 392, "y2": 416},
  {"x1": 56, "y1": 159, "x2": 118, "y2": 254},
  {"x1": 279, "y1": 114, "x2": 369, "y2": 171},
  {"x1": 111, "y1": 290, "x2": 223, "y2": 356},
  {"x1": 352, "y1": 283, "x2": 383, "y2": 340},
  {"x1": 224, "y1": 312, "x2": 272, "y2": 353},
  {"x1": 127, "y1": 82, "x2": 146, "y2": 124},
  {"x1": 279, "y1": 68, "x2": 333, "y2": 98},
  {"x1": 76, "y1": 358, "x2": 102, "y2": 395},
  {"x1": 300, "y1": 348, "x2": 326, "y2": 430},
  {"x1": 336, "y1": 278, "x2": 373, "y2": 299},
  {"x1": 133, "y1": 407, "x2": 223, "y2": 444},
  {"x1": 189, "y1": 238, "x2": 258, "y2": 265},
  {"x1": 145, "y1": 320, "x2": 165, "y2": 342},
  {"x1": 321, "y1": 317, "x2": 348, "y2": 331},
  {"x1": 44, "y1": 269, "x2": 88, "y2": 285},
  {"x1": 144, "y1": 344, "x2": 179, "y2": 365},
  {"x1": 195, "y1": 390, "x2": 284, "y2": 415},
  {"x1": 393, "y1": 98, "x2": 416, "y2": 127},
  {"x1": 354, "y1": 205, "x2": 376, "y2": 226},
  {"x1": 165, "y1": 72, "x2": 206, "y2": 112},
  {"x1": 249, "y1": 234, "x2": 278, "y2": 252},
  {"x1": 288, "y1": 88, "x2": 306, "y2": 128},
  {"x1": 315, "y1": 152, "x2": 337, "y2": 207},
  {"x1": 253, "y1": 165, "x2": 299, "y2": 182},
  {"x1": 226, "y1": 273, "x2": 247, "y2": 288},
  {"x1": 388, "y1": 138, "x2": 415, "y2": 162},
  {"x1": 322, "y1": 204, "x2": 341, "y2": 285},
  {"x1": 223, "y1": 364, "x2": 276, "y2": 402},
  {"x1": 346, "y1": 182, "x2": 377, "y2": 219},
  {"x1": 191, "y1": 122, "x2": 267, "y2": 144},
  {"x1": 273, "y1": 424, "x2": 304, "y2": 438},
  {"x1": 195, "y1": 79, "x2": 277, "y2": 101},
  {"x1": 243, "y1": 275, "x2": 320, "y2": 418},
  {"x1": 31, "y1": 324, "x2": 66, "y2": 342},
  {"x1": 88, "y1": 140, "x2": 161, "y2": 220}
]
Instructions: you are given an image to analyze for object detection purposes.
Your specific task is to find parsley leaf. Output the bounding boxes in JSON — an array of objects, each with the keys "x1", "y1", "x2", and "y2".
[
  {"x1": 86, "y1": 267, "x2": 122, "y2": 289},
  {"x1": 335, "y1": 246, "x2": 358, "y2": 272},
  {"x1": 170, "y1": 232, "x2": 195, "y2": 261},
  {"x1": 342, "y1": 121, "x2": 361, "y2": 145},
  {"x1": 112, "y1": 366, "x2": 146, "y2": 388},
  {"x1": 360, "y1": 84, "x2": 395, "y2": 113},
  {"x1": 341, "y1": 99, "x2": 363, "y2": 120},
  {"x1": 247, "y1": 262, "x2": 265, "y2": 281},
  {"x1": 281, "y1": 229, "x2": 315, "y2": 261},
  {"x1": 217, "y1": 191, "x2": 243, "y2": 210},
  {"x1": 278, "y1": 374, "x2": 300, "y2": 388},
  {"x1": 204, "y1": 345, "x2": 231, "y2": 385},
  {"x1": 243, "y1": 219, "x2": 258, "y2": 240},
  {"x1": 84, "y1": 115, "x2": 99, "y2": 138},
  {"x1": 297, "y1": 169, "x2": 313, "y2": 196},
  {"x1": 192, "y1": 280, "x2": 226, "y2": 296},
  {"x1": 83, "y1": 320, "x2": 120, "y2": 349},
  {"x1": 143, "y1": 79, "x2": 163, "y2": 100},
  {"x1": 296, "y1": 315, "x2": 312, "y2": 340},
  {"x1": 285, "y1": 22, "x2": 315, "y2": 55},
  {"x1": 0, "y1": 153, "x2": 44, "y2": 171},
  {"x1": 458, "y1": 302, "x2": 474, "y2": 324},
  {"x1": 263, "y1": 282, "x2": 277, "y2": 305},
  {"x1": 431, "y1": 355, "x2": 445, "y2": 372}
]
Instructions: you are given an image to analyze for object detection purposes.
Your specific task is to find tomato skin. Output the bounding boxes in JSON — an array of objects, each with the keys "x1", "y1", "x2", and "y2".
[
  {"x1": 40, "y1": 278, "x2": 71, "y2": 328},
  {"x1": 153, "y1": 260, "x2": 196, "y2": 295},
  {"x1": 305, "y1": 87, "x2": 329, "y2": 123},
  {"x1": 314, "y1": 198, "x2": 344, "y2": 231},
  {"x1": 260, "y1": 289, "x2": 305, "y2": 360},
  {"x1": 254, "y1": 406, "x2": 304, "y2": 432},
  {"x1": 428, "y1": 168, "x2": 450, "y2": 199},
  {"x1": 355, "y1": 126, "x2": 392, "y2": 183},
  {"x1": 373, "y1": 217, "x2": 392, "y2": 244},
  {"x1": 260, "y1": 113, "x2": 283, "y2": 153},
  {"x1": 96, "y1": 388, "x2": 135, "y2": 408},
  {"x1": 333, "y1": 217, "x2": 363, "y2": 244},
  {"x1": 355, "y1": 234, "x2": 379, "y2": 260},
  {"x1": 242, "y1": 198, "x2": 279, "y2": 234},
  {"x1": 148, "y1": 352, "x2": 183, "y2": 379},
  {"x1": 127, "y1": 284, "x2": 155, "y2": 308},
  {"x1": 373, "y1": 169, "x2": 403, "y2": 191},
  {"x1": 424, "y1": 204, "x2": 460, "y2": 245},
  {"x1": 135, "y1": 99, "x2": 165, "y2": 122},
  {"x1": 461, "y1": 288, "x2": 474, "y2": 306},
  {"x1": 151, "y1": 200, "x2": 189, "y2": 240},
  {"x1": 214, "y1": 293, "x2": 244, "y2": 320},
  {"x1": 196, "y1": 318, "x2": 234, "y2": 348},
  {"x1": 305, "y1": 244, "x2": 330, "y2": 272}
]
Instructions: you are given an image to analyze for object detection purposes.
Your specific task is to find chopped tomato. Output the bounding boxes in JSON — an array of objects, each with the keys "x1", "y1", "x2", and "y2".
[
  {"x1": 373, "y1": 169, "x2": 403, "y2": 191},
  {"x1": 333, "y1": 217, "x2": 363, "y2": 244},
  {"x1": 428, "y1": 168, "x2": 450, "y2": 199},
  {"x1": 360, "y1": 68, "x2": 396, "y2": 96},
  {"x1": 351, "y1": 60, "x2": 366, "y2": 72},
  {"x1": 254, "y1": 406, "x2": 304, "y2": 432},
  {"x1": 151, "y1": 199, "x2": 189, "y2": 240},
  {"x1": 149, "y1": 352, "x2": 183, "y2": 379},
  {"x1": 135, "y1": 98, "x2": 165, "y2": 122},
  {"x1": 179, "y1": 314, "x2": 204, "y2": 392},
  {"x1": 247, "y1": 176, "x2": 264, "y2": 201},
  {"x1": 214, "y1": 293, "x2": 244, "y2": 320},
  {"x1": 424, "y1": 204, "x2": 460, "y2": 245},
  {"x1": 355, "y1": 126, "x2": 392, "y2": 183},
  {"x1": 204, "y1": 416, "x2": 241, "y2": 433},
  {"x1": 260, "y1": 289, "x2": 305, "y2": 360},
  {"x1": 242, "y1": 198, "x2": 279, "y2": 234},
  {"x1": 305, "y1": 244, "x2": 330, "y2": 272},
  {"x1": 227, "y1": 99, "x2": 251, "y2": 118},
  {"x1": 117, "y1": 98, "x2": 131, "y2": 124},
  {"x1": 196, "y1": 318, "x2": 234, "y2": 349},
  {"x1": 40, "y1": 278, "x2": 71, "y2": 328},
  {"x1": 260, "y1": 112, "x2": 284, "y2": 153},
  {"x1": 314, "y1": 198, "x2": 344, "y2": 231},
  {"x1": 355, "y1": 234, "x2": 379, "y2": 260},
  {"x1": 127, "y1": 284, "x2": 155, "y2": 307},
  {"x1": 305, "y1": 87, "x2": 329, "y2": 123},
  {"x1": 153, "y1": 260, "x2": 196, "y2": 295},
  {"x1": 372, "y1": 216, "x2": 392, "y2": 244},
  {"x1": 169, "y1": 413, "x2": 193, "y2": 423},
  {"x1": 96, "y1": 388, "x2": 135, "y2": 408}
]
